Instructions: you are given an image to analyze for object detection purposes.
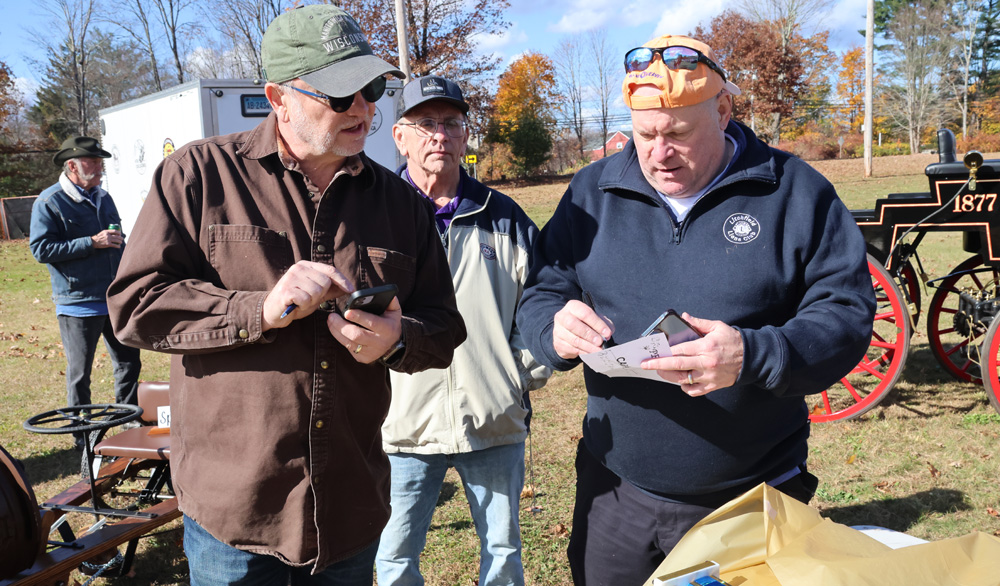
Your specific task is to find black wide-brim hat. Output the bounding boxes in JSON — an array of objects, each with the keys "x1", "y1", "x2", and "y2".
[{"x1": 53, "y1": 136, "x2": 112, "y2": 166}]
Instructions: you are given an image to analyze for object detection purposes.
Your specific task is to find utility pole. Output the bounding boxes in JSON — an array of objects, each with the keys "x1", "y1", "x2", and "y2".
[
  {"x1": 864, "y1": 0, "x2": 874, "y2": 178},
  {"x1": 394, "y1": 0, "x2": 411, "y2": 79}
]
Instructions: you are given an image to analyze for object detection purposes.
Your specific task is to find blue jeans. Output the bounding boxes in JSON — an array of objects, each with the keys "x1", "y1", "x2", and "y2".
[
  {"x1": 375, "y1": 442, "x2": 525, "y2": 586},
  {"x1": 183, "y1": 515, "x2": 377, "y2": 586},
  {"x1": 57, "y1": 314, "x2": 141, "y2": 407}
]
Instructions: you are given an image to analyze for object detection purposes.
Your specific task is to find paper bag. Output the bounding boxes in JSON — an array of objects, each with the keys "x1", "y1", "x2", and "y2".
[{"x1": 643, "y1": 483, "x2": 1000, "y2": 586}]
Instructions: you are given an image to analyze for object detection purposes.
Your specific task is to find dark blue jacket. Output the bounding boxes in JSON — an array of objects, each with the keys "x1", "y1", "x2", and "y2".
[
  {"x1": 30, "y1": 174, "x2": 126, "y2": 306},
  {"x1": 516, "y1": 121, "x2": 875, "y2": 503}
]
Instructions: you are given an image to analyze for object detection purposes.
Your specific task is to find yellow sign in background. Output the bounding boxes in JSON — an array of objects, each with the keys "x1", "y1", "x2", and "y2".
[{"x1": 464, "y1": 155, "x2": 478, "y2": 164}]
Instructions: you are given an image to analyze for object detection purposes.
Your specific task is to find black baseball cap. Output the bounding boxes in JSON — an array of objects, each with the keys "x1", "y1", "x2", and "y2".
[{"x1": 398, "y1": 76, "x2": 469, "y2": 119}]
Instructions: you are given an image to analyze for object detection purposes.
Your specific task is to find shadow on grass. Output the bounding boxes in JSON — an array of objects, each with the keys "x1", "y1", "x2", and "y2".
[
  {"x1": 20, "y1": 446, "x2": 81, "y2": 485},
  {"x1": 112, "y1": 525, "x2": 187, "y2": 585},
  {"x1": 437, "y1": 520, "x2": 473, "y2": 531},
  {"x1": 436, "y1": 481, "x2": 459, "y2": 507},
  {"x1": 858, "y1": 344, "x2": 989, "y2": 420},
  {"x1": 821, "y1": 488, "x2": 969, "y2": 532}
]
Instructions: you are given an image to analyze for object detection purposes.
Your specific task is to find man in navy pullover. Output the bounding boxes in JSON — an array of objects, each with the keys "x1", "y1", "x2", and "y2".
[{"x1": 515, "y1": 34, "x2": 875, "y2": 585}]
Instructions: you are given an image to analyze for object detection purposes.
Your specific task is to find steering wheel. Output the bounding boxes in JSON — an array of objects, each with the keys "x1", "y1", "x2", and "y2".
[{"x1": 23, "y1": 404, "x2": 143, "y2": 435}]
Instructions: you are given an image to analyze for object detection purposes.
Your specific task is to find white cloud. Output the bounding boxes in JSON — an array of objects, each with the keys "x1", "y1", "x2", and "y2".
[
  {"x1": 472, "y1": 23, "x2": 529, "y2": 53},
  {"x1": 821, "y1": 0, "x2": 869, "y2": 52},
  {"x1": 650, "y1": 0, "x2": 728, "y2": 38},
  {"x1": 547, "y1": 0, "x2": 661, "y2": 34},
  {"x1": 13, "y1": 76, "x2": 38, "y2": 107}
]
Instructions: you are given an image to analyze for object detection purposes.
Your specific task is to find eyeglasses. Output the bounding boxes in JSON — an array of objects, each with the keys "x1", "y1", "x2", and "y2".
[
  {"x1": 624, "y1": 46, "x2": 729, "y2": 83},
  {"x1": 283, "y1": 77, "x2": 387, "y2": 113},
  {"x1": 399, "y1": 118, "x2": 468, "y2": 138}
]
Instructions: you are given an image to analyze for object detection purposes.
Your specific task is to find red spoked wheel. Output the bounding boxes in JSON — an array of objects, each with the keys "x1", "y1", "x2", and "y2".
[
  {"x1": 926, "y1": 256, "x2": 1000, "y2": 384},
  {"x1": 980, "y1": 317, "x2": 1000, "y2": 414},
  {"x1": 811, "y1": 255, "x2": 910, "y2": 422}
]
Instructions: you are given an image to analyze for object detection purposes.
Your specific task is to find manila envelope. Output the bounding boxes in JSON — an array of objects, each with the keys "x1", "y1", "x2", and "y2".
[{"x1": 643, "y1": 483, "x2": 1000, "y2": 586}]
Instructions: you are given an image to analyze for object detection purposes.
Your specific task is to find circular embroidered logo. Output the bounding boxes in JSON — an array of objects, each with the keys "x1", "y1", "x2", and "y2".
[
  {"x1": 480, "y1": 243, "x2": 497, "y2": 260},
  {"x1": 724, "y1": 213, "x2": 760, "y2": 244}
]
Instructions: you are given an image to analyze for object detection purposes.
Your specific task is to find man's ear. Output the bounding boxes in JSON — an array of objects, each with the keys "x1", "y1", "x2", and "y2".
[
  {"x1": 717, "y1": 92, "x2": 734, "y2": 129},
  {"x1": 265, "y1": 83, "x2": 289, "y2": 123},
  {"x1": 392, "y1": 124, "x2": 408, "y2": 157}
]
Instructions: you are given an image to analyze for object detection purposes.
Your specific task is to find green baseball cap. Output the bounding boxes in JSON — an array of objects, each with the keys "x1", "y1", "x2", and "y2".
[{"x1": 262, "y1": 5, "x2": 404, "y2": 99}]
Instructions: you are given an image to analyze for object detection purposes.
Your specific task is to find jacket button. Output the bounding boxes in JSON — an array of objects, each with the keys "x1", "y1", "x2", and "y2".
[
  {"x1": 315, "y1": 420, "x2": 324, "y2": 429},
  {"x1": 316, "y1": 244, "x2": 327, "y2": 253},
  {"x1": 320, "y1": 361, "x2": 329, "y2": 369},
  {"x1": 238, "y1": 329, "x2": 249, "y2": 339}
]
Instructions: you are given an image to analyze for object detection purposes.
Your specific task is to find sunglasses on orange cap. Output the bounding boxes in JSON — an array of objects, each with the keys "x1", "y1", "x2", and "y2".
[{"x1": 624, "y1": 46, "x2": 729, "y2": 83}]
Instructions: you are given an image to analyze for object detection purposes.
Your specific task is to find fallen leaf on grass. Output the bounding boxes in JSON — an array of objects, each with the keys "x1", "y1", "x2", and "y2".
[
  {"x1": 846, "y1": 454, "x2": 856, "y2": 464},
  {"x1": 521, "y1": 484, "x2": 536, "y2": 499},
  {"x1": 549, "y1": 523, "x2": 569, "y2": 538},
  {"x1": 987, "y1": 507, "x2": 999, "y2": 518},
  {"x1": 949, "y1": 461, "x2": 962, "y2": 468},
  {"x1": 927, "y1": 462, "x2": 940, "y2": 478},
  {"x1": 32, "y1": 298, "x2": 40, "y2": 304},
  {"x1": 874, "y1": 481, "x2": 895, "y2": 494}
]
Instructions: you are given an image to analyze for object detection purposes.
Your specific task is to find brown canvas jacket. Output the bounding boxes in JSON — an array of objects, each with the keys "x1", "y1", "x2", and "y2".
[{"x1": 106, "y1": 113, "x2": 466, "y2": 571}]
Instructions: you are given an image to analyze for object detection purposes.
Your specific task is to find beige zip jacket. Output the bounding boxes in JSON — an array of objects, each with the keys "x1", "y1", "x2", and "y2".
[{"x1": 384, "y1": 169, "x2": 550, "y2": 454}]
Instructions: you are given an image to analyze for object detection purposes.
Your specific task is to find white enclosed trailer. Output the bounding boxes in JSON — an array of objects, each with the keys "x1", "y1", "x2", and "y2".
[{"x1": 99, "y1": 78, "x2": 403, "y2": 235}]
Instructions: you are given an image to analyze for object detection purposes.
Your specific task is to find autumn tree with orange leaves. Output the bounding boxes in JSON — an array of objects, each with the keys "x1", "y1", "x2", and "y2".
[
  {"x1": 837, "y1": 47, "x2": 865, "y2": 133},
  {"x1": 487, "y1": 52, "x2": 560, "y2": 177},
  {"x1": 695, "y1": 11, "x2": 804, "y2": 143}
]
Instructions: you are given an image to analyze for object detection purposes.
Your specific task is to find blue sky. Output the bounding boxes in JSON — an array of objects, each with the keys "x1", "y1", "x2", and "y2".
[{"x1": 1, "y1": 0, "x2": 871, "y2": 103}]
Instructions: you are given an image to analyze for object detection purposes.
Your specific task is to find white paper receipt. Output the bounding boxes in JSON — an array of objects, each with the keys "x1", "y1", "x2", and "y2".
[{"x1": 579, "y1": 332, "x2": 672, "y2": 382}]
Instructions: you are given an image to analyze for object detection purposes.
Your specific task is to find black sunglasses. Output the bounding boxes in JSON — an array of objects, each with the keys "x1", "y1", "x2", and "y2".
[
  {"x1": 624, "y1": 46, "x2": 728, "y2": 83},
  {"x1": 283, "y1": 76, "x2": 387, "y2": 113}
]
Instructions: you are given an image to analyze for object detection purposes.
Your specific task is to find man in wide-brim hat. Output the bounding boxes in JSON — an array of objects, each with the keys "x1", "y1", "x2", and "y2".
[{"x1": 29, "y1": 136, "x2": 142, "y2": 451}]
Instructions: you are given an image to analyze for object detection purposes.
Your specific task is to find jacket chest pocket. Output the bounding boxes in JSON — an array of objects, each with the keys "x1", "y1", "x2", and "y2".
[
  {"x1": 208, "y1": 224, "x2": 294, "y2": 291},
  {"x1": 63, "y1": 209, "x2": 100, "y2": 239},
  {"x1": 359, "y1": 247, "x2": 417, "y2": 302}
]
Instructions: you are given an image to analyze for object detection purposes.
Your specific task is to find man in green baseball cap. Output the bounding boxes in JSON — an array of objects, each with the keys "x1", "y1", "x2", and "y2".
[{"x1": 107, "y1": 4, "x2": 466, "y2": 585}]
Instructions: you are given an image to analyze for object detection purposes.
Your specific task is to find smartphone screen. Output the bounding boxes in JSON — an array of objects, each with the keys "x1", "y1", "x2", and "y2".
[{"x1": 641, "y1": 310, "x2": 702, "y2": 344}]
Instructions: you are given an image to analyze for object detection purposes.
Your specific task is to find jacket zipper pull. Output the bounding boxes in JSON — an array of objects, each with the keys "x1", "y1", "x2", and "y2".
[{"x1": 673, "y1": 223, "x2": 682, "y2": 244}]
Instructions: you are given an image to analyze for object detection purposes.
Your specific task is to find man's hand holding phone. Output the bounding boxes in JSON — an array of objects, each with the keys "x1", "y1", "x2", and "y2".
[
  {"x1": 262, "y1": 261, "x2": 354, "y2": 332},
  {"x1": 327, "y1": 285, "x2": 403, "y2": 364},
  {"x1": 640, "y1": 312, "x2": 744, "y2": 397}
]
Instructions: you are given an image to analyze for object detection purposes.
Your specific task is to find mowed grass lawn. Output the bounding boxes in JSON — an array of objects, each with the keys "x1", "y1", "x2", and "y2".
[{"x1": 2, "y1": 152, "x2": 1000, "y2": 585}]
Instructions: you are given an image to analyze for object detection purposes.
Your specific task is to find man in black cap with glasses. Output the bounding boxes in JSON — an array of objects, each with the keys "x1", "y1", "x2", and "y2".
[
  {"x1": 107, "y1": 5, "x2": 466, "y2": 584},
  {"x1": 516, "y1": 33, "x2": 875, "y2": 585},
  {"x1": 30, "y1": 136, "x2": 142, "y2": 451},
  {"x1": 376, "y1": 75, "x2": 550, "y2": 586}
]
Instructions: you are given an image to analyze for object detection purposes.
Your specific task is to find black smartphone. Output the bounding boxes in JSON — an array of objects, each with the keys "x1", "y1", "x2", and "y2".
[
  {"x1": 640, "y1": 309, "x2": 703, "y2": 344},
  {"x1": 339, "y1": 284, "x2": 398, "y2": 316}
]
